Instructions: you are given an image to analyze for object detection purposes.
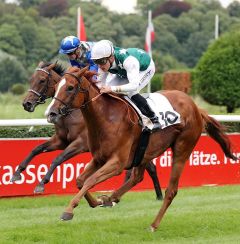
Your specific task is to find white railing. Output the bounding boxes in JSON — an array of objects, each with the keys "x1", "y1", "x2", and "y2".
[
  {"x1": 0, "y1": 119, "x2": 52, "y2": 126},
  {"x1": 209, "y1": 115, "x2": 240, "y2": 122},
  {"x1": 0, "y1": 115, "x2": 240, "y2": 127}
]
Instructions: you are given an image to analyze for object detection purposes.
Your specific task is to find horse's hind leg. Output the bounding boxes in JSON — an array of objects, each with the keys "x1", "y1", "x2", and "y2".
[
  {"x1": 146, "y1": 161, "x2": 163, "y2": 200},
  {"x1": 150, "y1": 132, "x2": 200, "y2": 231}
]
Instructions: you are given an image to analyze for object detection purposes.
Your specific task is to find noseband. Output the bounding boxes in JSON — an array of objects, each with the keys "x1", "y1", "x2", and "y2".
[
  {"x1": 28, "y1": 68, "x2": 54, "y2": 104},
  {"x1": 53, "y1": 72, "x2": 90, "y2": 116}
]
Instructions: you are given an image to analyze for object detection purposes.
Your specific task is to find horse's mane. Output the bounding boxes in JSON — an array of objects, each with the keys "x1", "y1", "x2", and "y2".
[
  {"x1": 40, "y1": 61, "x2": 65, "y2": 76},
  {"x1": 66, "y1": 66, "x2": 101, "y2": 92},
  {"x1": 65, "y1": 67, "x2": 137, "y2": 117},
  {"x1": 66, "y1": 66, "x2": 80, "y2": 74},
  {"x1": 66, "y1": 67, "x2": 128, "y2": 101}
]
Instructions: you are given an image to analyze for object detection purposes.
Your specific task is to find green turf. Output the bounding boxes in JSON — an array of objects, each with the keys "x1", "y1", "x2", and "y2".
[
  {"x1": 0, "y1": 92, "x2": 50, "y2": 119},
  {"x1": 0, "y1": 185, "x2": 240, "y2": 243}
]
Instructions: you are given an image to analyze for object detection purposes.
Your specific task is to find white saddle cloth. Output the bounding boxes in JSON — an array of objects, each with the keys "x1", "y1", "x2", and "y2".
[{"x1": 124, "y1": 93, "x2": 181, "y2": 130}]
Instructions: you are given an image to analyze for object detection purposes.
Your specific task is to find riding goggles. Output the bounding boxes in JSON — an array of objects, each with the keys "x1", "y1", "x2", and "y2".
[
  {"x1": 67, "y1": 50, "x2": 76, "y2": 56},
  {"x1": 93, "y1": 57, "x2": 109, "y2": 65}
]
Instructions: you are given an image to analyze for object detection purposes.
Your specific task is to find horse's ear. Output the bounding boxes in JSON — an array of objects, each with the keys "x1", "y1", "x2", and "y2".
[
  {"x1": 77, "y1": 66, "x2": 89, "y2": 76},
  {"x1": 47, "y1": 63, "x2": 56, "y2": 71},
  {"x1": 38, "y1": 61, "x2": 44, "y2": 67},
  {"x1": 84, "y1": 70, "x2": 97, "y2": 80}
]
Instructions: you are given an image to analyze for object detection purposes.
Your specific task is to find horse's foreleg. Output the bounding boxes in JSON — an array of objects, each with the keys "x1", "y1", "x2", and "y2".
[
  {"x1": 61, "y1": 158, "x2": 122, "y2": 221},
  {"x1": 11, "y1": 138, "x2": 61, "y2": 182},
  {"x1": 34, "y1": 140, "x2": 86, "y2": 194},
  {"x1": 146, "y1": 161, "x2": 163, "y2": 200},
  {"x1": 75, "y1": 159, "x2": 102, "y2": 208}
]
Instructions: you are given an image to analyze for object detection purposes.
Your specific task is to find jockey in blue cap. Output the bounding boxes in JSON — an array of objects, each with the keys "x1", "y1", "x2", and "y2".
[{"x1": 59, "y1": 35, "x2": 98, "y2": 73}]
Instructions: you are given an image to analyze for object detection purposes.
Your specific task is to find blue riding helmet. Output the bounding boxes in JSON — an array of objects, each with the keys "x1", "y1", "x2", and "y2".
[{"x1": 59, "y1": 36, "x2": 80, "y2": 54}]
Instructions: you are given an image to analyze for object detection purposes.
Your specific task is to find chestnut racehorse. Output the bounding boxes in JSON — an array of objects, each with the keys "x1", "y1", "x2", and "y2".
[
  {"x1": 45, "y1": 66, "x2": 238, "y2": 231},
  {"x1": 11, "y1": 62, "x2": 162, "y2": 200}
]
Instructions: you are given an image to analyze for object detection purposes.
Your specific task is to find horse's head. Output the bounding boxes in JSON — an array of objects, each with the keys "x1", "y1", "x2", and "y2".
[
  {"x1": 45, "y1": 66, "x2": 92, "y2": 124},
  {"x1": 22, "y1": 61, "x2": 64, "y2": 112}
]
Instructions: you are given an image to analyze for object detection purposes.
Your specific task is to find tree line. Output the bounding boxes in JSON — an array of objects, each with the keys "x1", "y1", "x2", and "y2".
[{"x1": 1, "y1": 0, "x2": 240, "y2": 112}]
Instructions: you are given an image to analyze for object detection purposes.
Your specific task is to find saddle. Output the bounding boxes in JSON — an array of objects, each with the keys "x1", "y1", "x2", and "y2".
[
  {"x1": 108, "y1": 92, "x2": 181, "y2": 168},
  {"x1": 124, "y1": 93, "x2": 181, "y2": 130}
]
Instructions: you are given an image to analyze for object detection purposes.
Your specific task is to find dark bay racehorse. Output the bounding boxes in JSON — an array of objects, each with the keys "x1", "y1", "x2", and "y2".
[
  {"x1": 45, "y1": 66, "x2": 238, "y2": 231},
  {"x1": 11, "y1": 62, "x2": 162, "y2": 200}
]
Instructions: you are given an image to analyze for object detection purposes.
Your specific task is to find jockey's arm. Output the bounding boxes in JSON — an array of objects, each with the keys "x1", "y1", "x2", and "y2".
[
  {"x1": 110, "y1": 56, "x2": 139, "y2": 93},
  {"x1": 88, "y1": 60, "x2": 98, "y2": 82},
  {"x1": 95, "y1": 68, "x2": 109, "y2": 88}
]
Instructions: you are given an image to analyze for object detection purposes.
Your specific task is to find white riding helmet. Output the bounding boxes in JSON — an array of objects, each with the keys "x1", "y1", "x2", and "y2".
[{"x1": 91, "y1": 40, "x2": 114, "y2": 60}]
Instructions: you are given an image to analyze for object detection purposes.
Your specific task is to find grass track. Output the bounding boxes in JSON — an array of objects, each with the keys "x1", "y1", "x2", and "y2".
[{"x1": 0, "y1": 185, "x2": 240, "y2": 243}]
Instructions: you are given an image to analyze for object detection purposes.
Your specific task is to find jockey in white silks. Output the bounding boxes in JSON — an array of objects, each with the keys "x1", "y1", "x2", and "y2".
[{"x1": 91, "y1": 40, "x2": 161, "y2": 130}]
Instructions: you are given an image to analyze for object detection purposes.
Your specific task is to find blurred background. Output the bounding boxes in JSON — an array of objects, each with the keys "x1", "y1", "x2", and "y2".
[{"x1": 1, "y1": 0, "x2": 240, "y2": 120}]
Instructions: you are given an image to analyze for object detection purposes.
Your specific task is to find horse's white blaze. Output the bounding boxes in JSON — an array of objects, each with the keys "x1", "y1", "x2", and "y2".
[{"x1": 45, "y1": 78, "x2": 66, "y2": 116}]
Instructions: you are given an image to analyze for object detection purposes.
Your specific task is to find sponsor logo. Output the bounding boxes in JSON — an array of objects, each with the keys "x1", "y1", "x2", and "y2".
[{"x1": 0, "y1": 162, "x2": 89, "y2": 189}]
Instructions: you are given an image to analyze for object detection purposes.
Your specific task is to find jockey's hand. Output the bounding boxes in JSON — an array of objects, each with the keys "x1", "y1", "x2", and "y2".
[
  {"x1": 91, "y1": 75, "x2": 98, "y2": 83},
  {"x1": 100, "y1": 85, "x2": 112, "y2": 94}
]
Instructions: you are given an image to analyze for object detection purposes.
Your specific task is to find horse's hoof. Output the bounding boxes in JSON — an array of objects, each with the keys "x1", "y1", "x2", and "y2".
[
  {"x1": 60, "y1": 212, "x2": 74, "y2": 221},
  {"x1": 98, "y1": 198, "x2": 117, "y2": 207},
  {"x1": 34, "y1": 184, "x2": 45, "y2": 194},
  {"x1": 156, "y1": 195, "x2": 163, "y2": 201},
  {"x1": 149, "y1": 225, "x2": 157, "y2": 232},
  {"x1": 100, "y1": 201, "x2": 117, "y2": 207},
  {"x1": 97, "y1": 195, "x2": 117, "y2": 207},
  {"x1": 10, "y1": 173, "x2": 21, "y2": 182}
]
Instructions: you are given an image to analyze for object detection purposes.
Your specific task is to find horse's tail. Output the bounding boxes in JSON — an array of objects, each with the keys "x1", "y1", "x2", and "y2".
[{"x1": 200, "y1": 109, "x2": 238, "y2": 160}]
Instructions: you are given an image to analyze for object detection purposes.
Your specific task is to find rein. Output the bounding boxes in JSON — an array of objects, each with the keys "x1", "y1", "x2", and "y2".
[
  {"x1": 53, "y1": 71, "x2": 139, "y2": 125},
  {"x1": 107, "y1": 93, "x2": 139, "y2": 125}
]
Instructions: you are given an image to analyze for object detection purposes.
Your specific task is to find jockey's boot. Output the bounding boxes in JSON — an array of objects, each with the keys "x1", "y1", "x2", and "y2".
[{"x1": 131, "y1": 94, "x2": 161, "y2": 131}]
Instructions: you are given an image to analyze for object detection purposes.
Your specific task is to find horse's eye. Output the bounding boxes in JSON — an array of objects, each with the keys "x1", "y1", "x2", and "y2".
[
  {"x1": 67, "y1": 86, "x2": 74, "y2": 92},
  {"x1": 39, "y1": 79, "x2": 45, "y2": 84}
]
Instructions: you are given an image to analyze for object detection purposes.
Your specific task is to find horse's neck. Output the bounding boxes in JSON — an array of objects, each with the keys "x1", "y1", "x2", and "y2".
[
  {"x1": 50, "y1": 72, "x2": 61, "y2": 96},
  {"x1": 81, "y1": 87, "x2": 123, "y2": 136},
  {"x1": 81, "y1": 87, "x2": 140, "y2": 163},
  {"x1": 82, "y1": 89, "x2": 108, "y2": 127}
]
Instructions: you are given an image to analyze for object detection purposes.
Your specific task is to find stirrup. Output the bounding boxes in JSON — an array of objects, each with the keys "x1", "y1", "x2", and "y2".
[
  {"x1": 152, "y1": 122, "x2": 161, "y2": 131},
  {"x1": 150, "y1": 116, "x2": 161, "y2": 131}
]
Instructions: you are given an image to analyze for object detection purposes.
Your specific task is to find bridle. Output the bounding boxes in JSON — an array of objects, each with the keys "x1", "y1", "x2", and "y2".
[
  {"x1": 52, "y1": 71, "x2": 138, "y2": 124},
  {"x1": 28, "y1": 67, "x2": 56, "y2": 104},
  {"x1": 53, "y1": 72, "x2": 92, "y2": 116}
]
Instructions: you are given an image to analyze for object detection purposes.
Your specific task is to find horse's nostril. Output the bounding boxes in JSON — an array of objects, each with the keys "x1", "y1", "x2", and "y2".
[
  {"x1": 50, "y1": 112, "x2": 57, "y2": 117},
  {"x1": 47, "y1": 111, "x2": 59, "y2": 124},
  {"x1": 23, "y1": 101, "x2": 32, "y2": 110}
]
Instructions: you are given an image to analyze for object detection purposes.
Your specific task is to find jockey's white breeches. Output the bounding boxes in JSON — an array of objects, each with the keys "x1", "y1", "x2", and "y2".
[{"x1": 106, "y1": 59, "x2": 155, "y2": 98}]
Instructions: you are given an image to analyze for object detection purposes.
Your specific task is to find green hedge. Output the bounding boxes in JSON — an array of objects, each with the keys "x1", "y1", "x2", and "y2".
[
  {"x1": 223, "y1": 122, "x2": 240, "y2": 133},
  {"x1": 0, "y1": 122, "x2": 239, "y2": 138},
  {"x1": 0, "y1": 126, "x2": 55, "y2": 138}
]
